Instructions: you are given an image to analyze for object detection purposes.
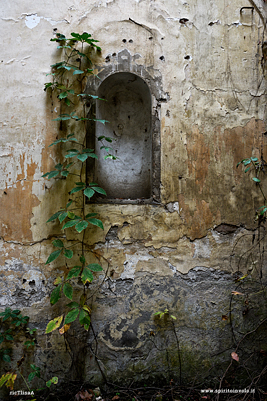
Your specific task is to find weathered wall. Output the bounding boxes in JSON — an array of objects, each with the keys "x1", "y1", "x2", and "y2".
[{"x1": 1, "y1": 0, "x2": 267, "y2": 391}]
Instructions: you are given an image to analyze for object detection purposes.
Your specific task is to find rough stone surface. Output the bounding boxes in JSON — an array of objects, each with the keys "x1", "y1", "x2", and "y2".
[{"x1": 1, "y1": 0, "x2": 267, "y2": 392}]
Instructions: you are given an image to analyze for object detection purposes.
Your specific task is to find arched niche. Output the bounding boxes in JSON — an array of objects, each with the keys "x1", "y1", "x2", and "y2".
[
  {"x1": 95, "y1": 72, "x2": 152, "y2": 200},
  {"x1": 85, "y1": 49, "x2": 167, "y2": 203}
]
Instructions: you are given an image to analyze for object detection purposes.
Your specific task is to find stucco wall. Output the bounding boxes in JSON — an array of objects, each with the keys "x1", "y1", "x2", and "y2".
[{"x1": 1, "y1": 0, "x2": 267, "y2": 391}]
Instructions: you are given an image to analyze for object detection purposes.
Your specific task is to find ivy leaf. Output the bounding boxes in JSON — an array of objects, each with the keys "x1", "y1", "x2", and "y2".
[
  {"x1": 58, "y1": 92, "x2": 68, "y2": 99},
  {"x1": 47, "y1": 211, "x2": 63, "y2": 223},
  {"x1": 73, "y1": 69, "x2": 84, "y2": 75},
  {"x1": 253, "y1": 177, "x2": 261, "y2": 183},
  {"x1": 85, "y1": 213, "x2": 98, "y2": 219},
  {"x1": 80, "y1": 255, "x2": 86, "y2": 264},
  {"x1": 50, "y1": 285, "x2": 62, "y2": 305},
  {"x1": 84, "y1": 188, "x2": 95, "y2": 199},
  {"x1": 58, "y1": 212, "x2": 68, "y2": 223},
  {"x1": 81, "y1": 267, "x2": 94, "y2": 284},
  {"x1": 62, "y1": 219, "x2": 81, "y2": 230},
  {"x1": 75, "y1": 220, "x2": 88, "y2": 233},
  {"x1": 88, "y1": 218, "x2": 104, "y2": 230},
  {"x1": 2, "y1": 354, "x2": 11, "y2": 363},
  {"x1": 52, "y1": 239, "x2": 64, "y2": 248},
  {"x1": 87, "y1": 263, "x2": 103, "y2": 272},
  {"x1": 70, "y1": 186, "x2": 84, "y2": 194},
  {"x1": 63, "y1": 283, "x2": 73, "y2": 300},
  {"x1": 67, "y1": 266, "x2": 82, "y2": 279},
  {"x1": 67, "y1": 211, "x2": 76, "y2": 219},
  {"x1": 45, "y1": 249, "x2": 62, "y2": 264},
  {"x1": 64, "y1": 308, "x2": 79, "y2": 324},
  {"x1": 77, "y1": 153, "x2": 89, "y2": 162},
  {"x1": 45, "y1": 315, "x2": 63, "y2": 334},
  {"x1": 66, "y1": 302, "x2": 80, "y2": 309},
  {"x1": 64, "y1": 249, "x2": 73, "y2": 259},
  {"x1": 91, "y1": 186, "x2": 107, "y2": 195},
  {"x1": 47, "y1": 170, "x2": 60, "y2": 179}
]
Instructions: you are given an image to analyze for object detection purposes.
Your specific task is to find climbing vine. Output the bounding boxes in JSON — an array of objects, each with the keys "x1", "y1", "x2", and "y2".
[{"x1": 43, "y1": 32, "x2": 115, "y2": 334}]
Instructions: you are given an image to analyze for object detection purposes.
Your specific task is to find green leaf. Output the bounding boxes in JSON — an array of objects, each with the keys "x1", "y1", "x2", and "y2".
[
  {"x1": 67, "y1": 211, "x2": 76, "y2": 219},
  {"x1": 65, "y1": 151, "x2": 79, "y2": 158},
  {"x1": 66, "y1": 301, "x2": 80, "y2": 309},
  {"x1": 47, "y1": 170, "x2": 59, "y2": 179},
  {"x1": 77, "y1": 153, "x2": 89, "y2": 162},
  {"x1": 80, "y1": 255, "x2": 86, "y2": 264},
  {"x1": 50, "y1": 285, "x2": 61, "y2": 305},
  {"x1": 244, "y1": 167, "x2": 251, "y2": 173},
  {"x1": 88, "y1": 218, "x2": 104, "y2": 230},
  {"x1": 58, "y1": 212, "x2": 68, "y2": 223},
  {"x1": 73, "y1": 69, "x2": 84, "y2": 75},
  {"x1": 81, "y1": 267, "x2": 94, "y2": 284},
  {"x1": 62, "y1": 219, "x2": 81, "y2": 230},
  {"x1": 79, "y1": 309, "x2": 91, "y2": 326},
  {"x1": 253, "y1": 177, "x2": 261, "y2": 183},
  {"x1": 64, "y1": 308, "x2": 79, "y2": 324},
  {"x1": 75, "y1": 220, "x2": 88, "y2": 233},
  {"x1": 84, "y1": 188, "x2": 95, "y2": 199},
  {"x1": 58, "y1": 92, "x2": 68, "y2": 99},
  {"x1": 45, "y1": 315, "x2": 63, "y2": 334},
  {"x1": 5, "y1": 335, "x2": 14, "y2": 341},
  {"x1": 45, "y1": 249, "x2": 62, "y2": 264},
  {"x1": 63, "y1": 283, "x2": 73, "y2": 300},
  {"x1": 251, "y1": 157, "x2": 258, "y2": 162},
  {"x1": 64, "y1": 249, "x2": 73, "y2": 259},
  {"x1": 47, "y1": 211, "x2": 63, "y2": 223},
  {"x1": 28, "y1": 372, "x2": 36, "y2": 382},
  {"x1": 70, "y1": 186, "x2": 84, "y2": 194},
  {"x1": 2, "y1": 354, "x2": 11, "y2": 363},
  {"x1": 87, "y1": 263, "x2": 103, "y2": 272},
  {"x1": 61, "y1": 170, "x2": 69, "y2": 177},
  {"x1": 243, "y1": 160, "x2": 251, "y2": 166},
  {"x1": 91, "y1": 186, "x2": 107, "y2": 195},
  {"x1": 65, "y1": 98, "x2": 71, "y2": 106},
  {"x1": 52, "y1": 239, "x2": 64, "y2": 248},
  {"x1": 53, "y1": 114, "x2": 71, "y2": 121},
  {"x1": 85, "y1": 213, "x2": 98, "y2": 219},
  {"x1": 67, "y1": 266, "x2": 82, "y2": 279}
]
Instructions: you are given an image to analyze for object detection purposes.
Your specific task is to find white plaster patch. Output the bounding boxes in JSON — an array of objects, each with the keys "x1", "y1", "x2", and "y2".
[
  {"x1": 166, "y1": 202, "x2": 180, "y2": 213},
  {"x1": 25, "y1": 14, "x2": 41, "y2": 29},
  {"x1": 120, "y1": 252, "x2": 153, "y2": 279}
]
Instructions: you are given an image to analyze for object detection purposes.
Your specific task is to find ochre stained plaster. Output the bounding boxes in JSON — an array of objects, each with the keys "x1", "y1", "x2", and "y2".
[{"x1": 0, "y1": 154, "x2": 40, "y2": 242}]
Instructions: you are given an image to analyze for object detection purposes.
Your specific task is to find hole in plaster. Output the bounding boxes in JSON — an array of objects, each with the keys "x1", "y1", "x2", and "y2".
[
  {"x1": 29, "y1": 280, "x2": 35, "y2": 287},
  {"x1": 23, "y1": 279, "x2": 26, "y2": 284},
  {"x1": 4, "y1": 191, "x2": 7, "y2": 195},
  {"x1": 129, "y1": 39, "x2": 133, "y2": 43},
  {"x1": 214, "y1": 224, "x2": 239, "y2": 235},
  {"x1": 105, "y1": 226, "x2": 119, "y2": 241},
  {"x1": 179, "y1": 18, "x2": 189, "y2": 24},
  {"x1": 159, "y1": 56, "x2": 165, "y2": 61},
  {"x1": 105, "y1": 55, "x2": 110, "y2": 63},
  {"x1": 184, "y1": 55, "x2": 190, "y2": 60},
  {"x1": 149, "y1": 37, "x2": 153, "y2": 40},
  {"x1": 42, "y1": 280, "x2": 45, "y2": 284},
  {"x1": 122, "y1": 39, "x2": 127, "y2": 43},
  {"x1": 112, "y1": 53, "x2": 116, "y2": 56}
]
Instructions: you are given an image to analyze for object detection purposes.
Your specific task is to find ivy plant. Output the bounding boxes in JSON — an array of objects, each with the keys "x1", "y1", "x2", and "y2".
[{"x1": 43, "y1": 32, "x2": 115, "y2": 334}]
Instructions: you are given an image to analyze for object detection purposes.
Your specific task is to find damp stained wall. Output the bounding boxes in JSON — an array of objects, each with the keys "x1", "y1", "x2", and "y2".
[{"x1": 1, "y1": 0, "x2": 267, "y2": 387}]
